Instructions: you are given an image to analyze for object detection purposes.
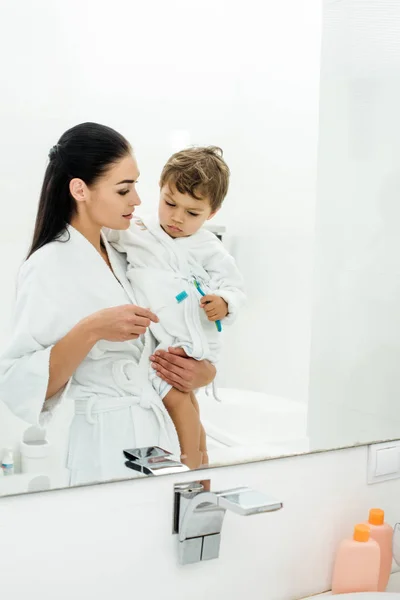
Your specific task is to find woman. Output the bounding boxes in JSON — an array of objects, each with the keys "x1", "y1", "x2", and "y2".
[{"x1": 0, "y1": 122, "x2": 215, "y2": 486}]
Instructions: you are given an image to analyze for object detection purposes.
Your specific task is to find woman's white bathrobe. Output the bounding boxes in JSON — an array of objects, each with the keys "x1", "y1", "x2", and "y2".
[{"x1": 0, "y1": 225, "x2": 180, "y2": 486}]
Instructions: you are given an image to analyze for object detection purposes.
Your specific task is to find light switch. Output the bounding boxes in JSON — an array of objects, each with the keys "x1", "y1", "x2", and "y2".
[
  {"x1": 368, "y1": 441, "x2": 400, "y2": 484},
  {"x1": 375, "y1": 448, "x2": 399, "y2": 476}
]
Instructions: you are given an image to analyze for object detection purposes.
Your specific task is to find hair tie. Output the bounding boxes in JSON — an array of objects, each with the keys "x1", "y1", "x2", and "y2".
[{"x1": 48, "y1": 144, "x2": 59, "y2": 160}]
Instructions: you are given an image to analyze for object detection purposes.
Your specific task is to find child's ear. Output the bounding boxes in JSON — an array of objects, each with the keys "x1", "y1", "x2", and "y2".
[{"x1": 207, "y1": 208, "x2": 219, "y2": 220}]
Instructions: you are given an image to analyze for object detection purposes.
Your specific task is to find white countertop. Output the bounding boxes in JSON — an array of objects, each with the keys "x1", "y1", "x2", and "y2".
[{"x1": 301, "y1": 571, "x2": 400, "y2": 599}]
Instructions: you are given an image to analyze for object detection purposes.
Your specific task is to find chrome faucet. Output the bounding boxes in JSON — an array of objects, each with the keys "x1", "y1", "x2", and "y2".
[
  {"x1": 123, "y1": 446, "x2": 189, "y2": 476},
  {"x1": 173, "y1": 481, "x2": 283, "y2": 565}
]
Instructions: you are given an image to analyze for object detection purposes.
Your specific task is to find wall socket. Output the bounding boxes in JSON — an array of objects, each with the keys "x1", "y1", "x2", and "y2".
[{"x1": 367, "y1": 441, "x2": 400, "y2": 484}]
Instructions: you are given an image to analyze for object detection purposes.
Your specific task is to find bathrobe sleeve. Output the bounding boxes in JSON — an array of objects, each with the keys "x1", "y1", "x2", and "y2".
[
  {"x1": 203, "y1": 240, "x2": 247, "y2": 325},
  {"x1": 0, "y1": 258, "x2": 66, "y2": 426}
]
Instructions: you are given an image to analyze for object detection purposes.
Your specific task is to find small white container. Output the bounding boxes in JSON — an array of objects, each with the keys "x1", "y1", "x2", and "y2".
[
  {"x1": 1, "y1": 449, "x2": 14, "y2": 476},
  {"x1": 20, "y1": 426, "x2": 51, "y2": 474}
]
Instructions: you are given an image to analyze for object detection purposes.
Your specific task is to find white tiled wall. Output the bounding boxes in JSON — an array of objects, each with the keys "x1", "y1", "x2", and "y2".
[{"x1": 1, "y1": 444, "x2": 399, "y2": 600}]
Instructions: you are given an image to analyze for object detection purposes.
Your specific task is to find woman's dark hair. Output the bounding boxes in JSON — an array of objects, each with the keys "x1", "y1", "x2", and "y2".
[{"x1": 27, "y1": 122, "x2": 131, "y2": 258}]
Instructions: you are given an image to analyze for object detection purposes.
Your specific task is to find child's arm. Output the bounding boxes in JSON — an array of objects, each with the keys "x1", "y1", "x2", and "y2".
[{"x1": 201, "y1": 239, "x2": 246, "y2": 324}]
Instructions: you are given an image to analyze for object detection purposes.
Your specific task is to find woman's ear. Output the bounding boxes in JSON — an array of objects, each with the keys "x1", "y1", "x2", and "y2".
[{"x1": 69, "y1": 178, "x2": 88, "y2": 203}]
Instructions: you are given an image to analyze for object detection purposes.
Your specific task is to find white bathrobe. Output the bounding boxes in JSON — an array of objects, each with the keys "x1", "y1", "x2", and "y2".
[
  {"x1": 0, "y1": 225, "x2": 180, "y2": 486},
  {"x1": 106, "y1": 214, "x2": 246, "y2": 397}
]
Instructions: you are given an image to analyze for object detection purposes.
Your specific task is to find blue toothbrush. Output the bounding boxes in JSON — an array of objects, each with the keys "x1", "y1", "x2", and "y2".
[{"x1": 193, "y1": 280, "x2": 222, "y2": 332}]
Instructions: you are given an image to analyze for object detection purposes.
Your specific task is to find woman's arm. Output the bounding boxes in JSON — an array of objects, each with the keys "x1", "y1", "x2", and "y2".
[
  {"x1": 150, "y1": 347, "x2": 216, "y2": 393},
  {"x1": 47, "y1": 305, "x2": 158, "y2": 399},
  {"x1": 46, "y1": 319, "x2": 99, "y2": 399},
  {"x1": 0, "y1": 253, "x2": 158, "y2": 425}
]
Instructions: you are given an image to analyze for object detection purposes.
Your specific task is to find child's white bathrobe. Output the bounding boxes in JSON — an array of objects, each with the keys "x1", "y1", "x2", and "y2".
[
  {"x1": 107, "y1": 215, "x2": 246, "y2": 397},
  {"x1": 0, "y1": 225, "x2": 180, "y2": 486}
]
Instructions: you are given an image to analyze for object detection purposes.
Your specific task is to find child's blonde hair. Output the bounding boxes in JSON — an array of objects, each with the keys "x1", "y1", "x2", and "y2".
[{"x1": 160, "y1": 146, "x2": 230, "y2": 212}]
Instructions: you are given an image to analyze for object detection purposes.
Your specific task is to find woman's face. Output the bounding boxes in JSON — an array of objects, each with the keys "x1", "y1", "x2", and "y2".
[{"x1": 75, "y1": 154, "x2": 141, "y2": 230}]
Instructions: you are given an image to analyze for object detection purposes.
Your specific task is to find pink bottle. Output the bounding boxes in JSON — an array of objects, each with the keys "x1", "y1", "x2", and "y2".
[
  {"x1": 332, "y1": 524, "x2": 380, "y2": 595},
  {"x1": 364, "y1": 508, "x2": 393, "y2": 591}
]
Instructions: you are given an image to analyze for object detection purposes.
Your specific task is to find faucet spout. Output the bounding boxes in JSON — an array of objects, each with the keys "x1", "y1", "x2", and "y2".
[{"x1": 123, "y1": 446, "x2": 189, "y2": 476}]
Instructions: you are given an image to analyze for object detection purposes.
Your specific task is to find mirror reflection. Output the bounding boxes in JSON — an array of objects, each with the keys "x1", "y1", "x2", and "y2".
[{"x1": 1, "y1": 0, "x2": 400, "y2": 497}]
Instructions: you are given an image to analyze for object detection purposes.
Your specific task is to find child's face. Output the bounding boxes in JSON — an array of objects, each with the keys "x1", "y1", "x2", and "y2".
[{"x1": 158, "y1": 182, "x2": 215, "y2": 238}]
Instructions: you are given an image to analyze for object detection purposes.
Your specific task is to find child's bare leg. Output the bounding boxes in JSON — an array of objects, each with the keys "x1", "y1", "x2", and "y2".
[
  {"x1": 199, "y1": 423, "x2": 209, "y2": 466},
  {"x1": 163, "y1": 388, "x2": 202, "y2": 469},
  {"x1": 189, "y1": 391, "x2": 209, "y2": 466}
]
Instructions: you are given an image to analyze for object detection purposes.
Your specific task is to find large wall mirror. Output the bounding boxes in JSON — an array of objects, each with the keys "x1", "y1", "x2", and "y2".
[{"x1": 1, "y1": 0, "x2": 399, "y2": 497}]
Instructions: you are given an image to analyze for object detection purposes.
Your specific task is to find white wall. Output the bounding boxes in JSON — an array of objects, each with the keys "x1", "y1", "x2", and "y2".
[
  {"x1": 1, "y1": 445, "x2": 399, "y2": 600},
  {"x1": 0, "y1": 0, "x2": 321, "y2": 418},
  {"x1": 308, "y1": 0, "x2": 400, "y2": 448}
]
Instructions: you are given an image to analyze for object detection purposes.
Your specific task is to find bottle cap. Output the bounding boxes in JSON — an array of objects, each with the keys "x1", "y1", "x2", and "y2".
[
  {"x1": 354, "y1": 524, "x2": 370, "y2": 542},
  {"x1": 369, "y1": 508, "x2": 384, "y2": 526},
  {"x1": 2, "y1": 449, "x2": 14, "y2": 463}
]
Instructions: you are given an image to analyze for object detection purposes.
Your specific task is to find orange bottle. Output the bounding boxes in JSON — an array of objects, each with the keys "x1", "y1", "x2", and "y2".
[
  {"x1": 364, "y1": 509, "x2": 393, "y2": 591},
  {"x1": 332, "y1": 524, "x2": 380, "y2": 594}
]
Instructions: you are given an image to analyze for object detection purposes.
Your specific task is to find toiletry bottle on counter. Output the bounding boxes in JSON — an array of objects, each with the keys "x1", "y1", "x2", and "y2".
[
  {"x1": 20, "y1": 426, "x2": 51, "y2": 474},
  {"x1": 363, "y1": 508, "x2": 393, "y2": 591},
  {"x1": 1, "y1": 449, "x2": 15, "y2": 476},
  {"x1": 332, "y1": 524, "x2": 380, "y2": 594}
]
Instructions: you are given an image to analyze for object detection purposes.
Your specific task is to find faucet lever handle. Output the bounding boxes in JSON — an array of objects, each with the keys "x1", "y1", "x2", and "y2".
[{"x1": 215, "y1": 487, "x2": 283, "y2": 516}]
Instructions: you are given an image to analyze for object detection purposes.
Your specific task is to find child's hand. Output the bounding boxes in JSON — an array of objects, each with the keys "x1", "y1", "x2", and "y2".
[{"x1": 200, "y1": 295, "x2": 228, "y2": 321}]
